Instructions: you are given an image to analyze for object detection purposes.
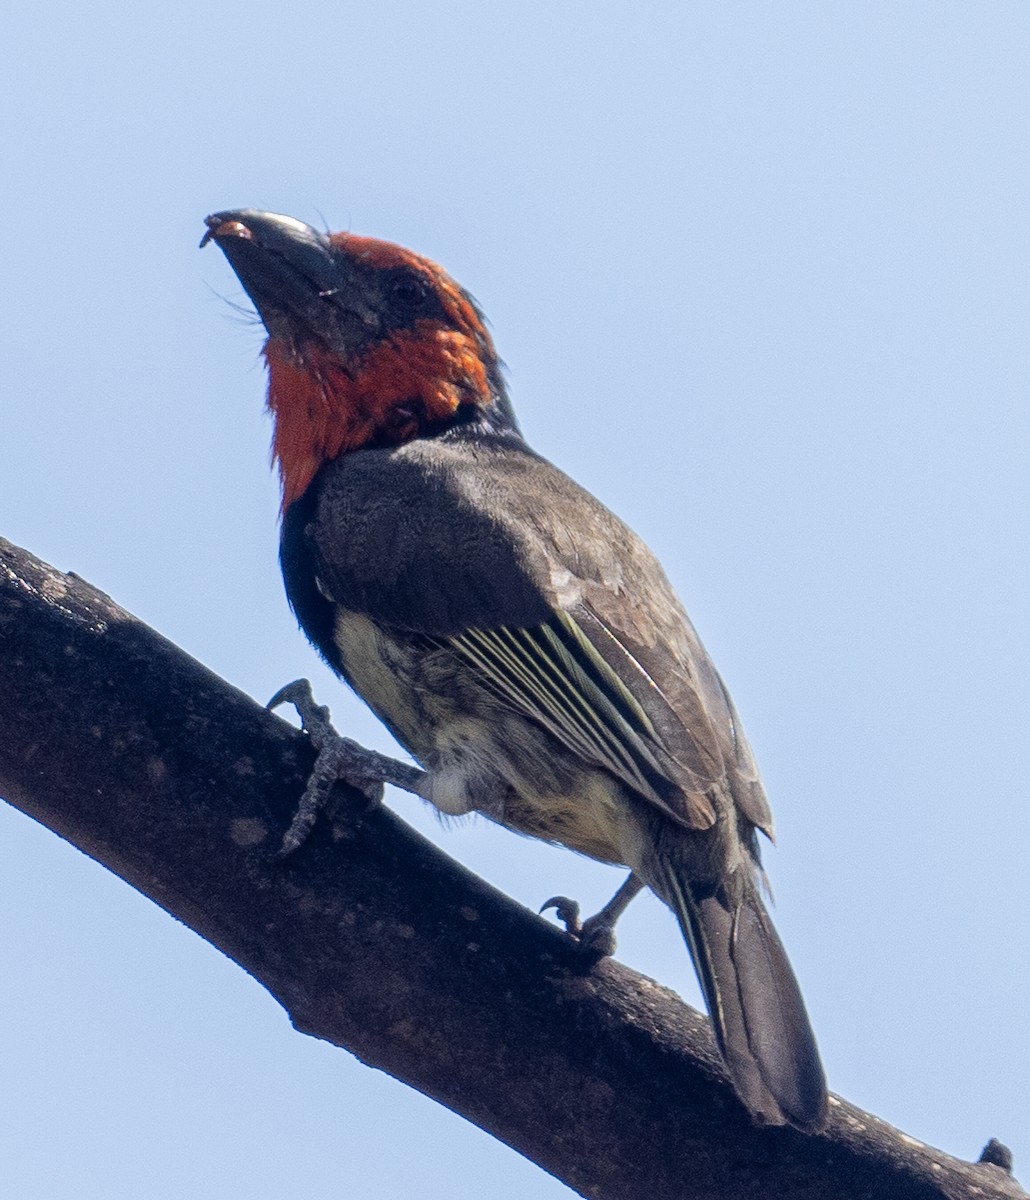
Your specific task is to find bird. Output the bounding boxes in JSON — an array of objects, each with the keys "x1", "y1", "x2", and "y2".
[{"x1": 203, "y1": 207, "x2": 828, "y2": 1132}]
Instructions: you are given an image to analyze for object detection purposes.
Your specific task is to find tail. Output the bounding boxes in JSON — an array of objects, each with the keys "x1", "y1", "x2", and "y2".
[{"x1": 653, "y1": 859, "x2": 828, "y2": 1131}]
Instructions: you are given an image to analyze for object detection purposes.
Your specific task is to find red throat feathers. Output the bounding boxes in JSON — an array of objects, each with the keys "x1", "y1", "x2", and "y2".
[{"x1": 265, "y1": 323, "x2": 491, "y2": 509}]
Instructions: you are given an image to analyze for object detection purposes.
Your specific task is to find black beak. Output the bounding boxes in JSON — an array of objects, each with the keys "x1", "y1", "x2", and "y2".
[{"x1": 202, "y1": 208, "x2": 380, "y2": 344}]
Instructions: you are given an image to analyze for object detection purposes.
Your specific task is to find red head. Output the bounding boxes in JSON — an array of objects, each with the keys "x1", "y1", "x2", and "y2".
[{"x1": 203, "y1": 209, "x2": 512, "y2": 509}]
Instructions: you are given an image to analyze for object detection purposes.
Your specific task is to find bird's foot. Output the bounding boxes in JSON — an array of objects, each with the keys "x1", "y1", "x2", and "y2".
[
  {"x1": 540, "y1": 896, "x2": 619, "y2": 959},
  {"x1": 540, "y1": 873, "x2": 645, "y2": 960},
  {"x1": 267, "y1": 678, "x2": 426, "y2": 857}
]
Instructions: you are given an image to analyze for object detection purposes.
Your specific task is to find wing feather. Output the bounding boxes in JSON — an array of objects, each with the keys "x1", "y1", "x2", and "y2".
[{"x1": 446, "y1": 613, "x2": 717, "y2": 829}]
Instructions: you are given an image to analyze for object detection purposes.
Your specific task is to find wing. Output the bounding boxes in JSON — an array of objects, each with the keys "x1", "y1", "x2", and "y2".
[
  {"x1": 294, "y1": 432, "x2": 773, "y2": 836},
  {"x1": 443, "y1": 611, "x2": 718, "y2": 828}
]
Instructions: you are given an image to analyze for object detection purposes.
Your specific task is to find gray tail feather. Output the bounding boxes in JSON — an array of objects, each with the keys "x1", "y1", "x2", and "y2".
[{"x1": 654, "y1": 858, "x2": 828, "y2": 1131}]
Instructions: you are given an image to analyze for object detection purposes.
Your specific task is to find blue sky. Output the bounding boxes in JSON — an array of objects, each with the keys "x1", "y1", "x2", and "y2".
[{"x1": 2, "y1": 3, "x2": 1028, "y2": 1195}]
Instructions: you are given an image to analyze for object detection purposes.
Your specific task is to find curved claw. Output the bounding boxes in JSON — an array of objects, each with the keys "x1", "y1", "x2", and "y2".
[
  {"x1": 541, "y1": 894, "x2": 616, "y2": 958},
  {"x1": 267, "y1": 680, "x2": 332, "y2": 739},
  {"x1": 267, "y1": 678, "x2": 313, "y2": 711},
  {"x1": 540, "y1": 895, "x2": 583, "y2": 935}
]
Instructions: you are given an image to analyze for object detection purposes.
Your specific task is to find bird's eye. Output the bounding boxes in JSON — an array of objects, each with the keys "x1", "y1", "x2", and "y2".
[{"x1": 390, "y1": 275, "x2": 430, "y2": 311}]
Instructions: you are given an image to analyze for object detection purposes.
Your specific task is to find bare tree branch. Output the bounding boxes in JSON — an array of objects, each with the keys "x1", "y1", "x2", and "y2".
[{"x1": 0, "y1": 536, "x2": 1022, "y2": 1200}]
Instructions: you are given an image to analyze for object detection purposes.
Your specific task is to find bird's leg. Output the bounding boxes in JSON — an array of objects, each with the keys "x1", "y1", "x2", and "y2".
[
  {"x1": 541, "y1": 872, "x2": 646, "y2": 958},
  {"x1": 268, "y1": 678, "x2": 427, "y2": 856}
]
